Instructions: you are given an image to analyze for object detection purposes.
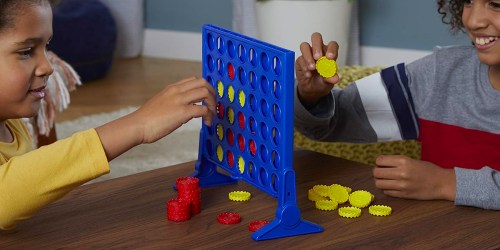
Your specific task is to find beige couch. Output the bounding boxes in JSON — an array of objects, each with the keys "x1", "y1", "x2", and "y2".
[{"x1": 294, "y1": 66, "x2": 421, "y2": 166}]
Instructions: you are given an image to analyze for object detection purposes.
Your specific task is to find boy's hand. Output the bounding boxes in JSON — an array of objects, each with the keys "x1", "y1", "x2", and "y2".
[
  {"x1": 373, "y1": 155, "x2": 457, "y2": 201},
  {"x1": 295, "y1": 32, "x2": 340, "y2": 108}
]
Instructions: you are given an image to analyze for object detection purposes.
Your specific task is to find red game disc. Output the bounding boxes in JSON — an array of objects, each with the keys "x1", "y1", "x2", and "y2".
[
  {"x1": 248, "y1": 220, "x2": 269, "y2": 232},
  {"x1": 217, "y1": 212, "x2": 241, "y2": 224}
]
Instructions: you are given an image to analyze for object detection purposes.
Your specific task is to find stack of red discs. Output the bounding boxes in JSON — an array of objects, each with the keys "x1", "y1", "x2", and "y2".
[
  {"x1": 176, "y1": 176, "x2": 201, "y2": 215},
  {"x1": 167, "y1": 176, "x2": 202, "y2": 222},
  {"x1": 166, "y1": 198, "x2": 191, "y2": 222}
]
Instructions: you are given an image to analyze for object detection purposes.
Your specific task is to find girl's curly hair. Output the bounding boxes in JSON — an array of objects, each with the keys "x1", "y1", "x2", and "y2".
[
  {"x1": 0, "y1": 0, "x2": 59, "y2": 32},
  {"x1": 437, "y1": 0, "x2": 466, "y2": 33}
]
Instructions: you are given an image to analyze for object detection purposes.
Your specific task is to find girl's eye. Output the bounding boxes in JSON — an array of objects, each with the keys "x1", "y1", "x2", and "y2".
[
  {"x1": 464, "y1": 0, "x2": 473, "y2": 6},
  {"x1": 18, "y1": 48, "x2": 32, "y2": 58}
]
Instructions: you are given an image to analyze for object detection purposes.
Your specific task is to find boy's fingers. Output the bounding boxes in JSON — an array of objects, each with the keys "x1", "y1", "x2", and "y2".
[
  {"x1": 373, "y1": 166, "x2": 401, "y2": 180},
  {"x1": 299, "y1": 42, "x2": 315, "y2": 70},
  {"x1": 310, "y1": 32, "x2": 324, "y2": 60},
  {"x1": 326, "y1": 41, "x2": 339, "y2": 60},
  {"x1": 374, "y1": 178, "x2": 401, "y2": 191},
  {"x1": 295, "y1": 56, "x2": 310, "y2": 73}
]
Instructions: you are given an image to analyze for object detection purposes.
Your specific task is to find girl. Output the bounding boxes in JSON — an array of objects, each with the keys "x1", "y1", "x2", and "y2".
[
  {"x1": 294, "y1": 0, "x2": 500, "y2": 209},
  {"x1": 0, "y1": 0, "x2": 216, "y2": 230}
]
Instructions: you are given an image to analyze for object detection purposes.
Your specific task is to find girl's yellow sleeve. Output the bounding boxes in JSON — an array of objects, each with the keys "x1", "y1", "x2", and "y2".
[{"x1": 0, "y1": 129, "x2": 110, "y2": 230}]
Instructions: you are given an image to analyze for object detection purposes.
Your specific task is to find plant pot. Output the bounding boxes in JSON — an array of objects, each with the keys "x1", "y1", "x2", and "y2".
[{"x1": 256, "y1": 0, "x2": 353, "y2": 66}]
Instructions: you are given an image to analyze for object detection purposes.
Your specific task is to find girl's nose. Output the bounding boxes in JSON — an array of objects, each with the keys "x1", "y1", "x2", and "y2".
[{"x1": 36, "y1": 51, "x2": 54, "y2": 77}]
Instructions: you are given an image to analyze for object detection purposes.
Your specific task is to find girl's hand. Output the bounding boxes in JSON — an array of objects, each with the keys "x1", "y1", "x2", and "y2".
[
  {"x1": 295, "y1": 32, "x2": 340, "y2": 108},
  {"x1": 373, "y1": 155, "x2": 456, "y2": 201},
  {"x1": 134, "y1": 77, "x2": 216, "y2": 144}
]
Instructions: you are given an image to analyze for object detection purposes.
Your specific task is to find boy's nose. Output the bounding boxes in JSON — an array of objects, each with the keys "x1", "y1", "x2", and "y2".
[{"x1": 464, "y1": 4, "x2": 488, "y2": 30}]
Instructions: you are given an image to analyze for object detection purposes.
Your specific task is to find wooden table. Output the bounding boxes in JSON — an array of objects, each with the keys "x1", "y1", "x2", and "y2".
[{"x1": 1, "y1": 150, "x2": 499, "y2": 249}]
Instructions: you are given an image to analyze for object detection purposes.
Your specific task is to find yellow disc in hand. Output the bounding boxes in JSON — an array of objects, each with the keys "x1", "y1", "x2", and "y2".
[{"x1": 315, "y1": 56, "x2": 337, "y2": 78}]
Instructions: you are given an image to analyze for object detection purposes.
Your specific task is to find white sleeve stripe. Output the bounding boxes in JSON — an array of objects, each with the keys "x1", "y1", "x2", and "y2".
[{"x1": 355, "y1": 73, "x2": 403, "y2": 141}]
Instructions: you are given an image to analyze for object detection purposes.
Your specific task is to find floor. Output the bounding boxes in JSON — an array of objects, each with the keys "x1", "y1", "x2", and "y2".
[{"x1": 57, "y1": 57, "x2": 202, "y2": 122}]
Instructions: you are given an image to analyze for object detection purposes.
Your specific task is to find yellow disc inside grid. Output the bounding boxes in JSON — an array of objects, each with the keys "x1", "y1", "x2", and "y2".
[
  {"x1": 227, "y1": 107, "x2": 235, "y2": 124},
  {"x1": 217, "y1": 80, "x2": 224, "y2": 98},
  {"x1": 217, "y1": 123, "x2": 224, "y2": 141},
  {"x1": 216, "y1": 145, "x2": 223, "y2": 162},
  {"x1": 238, "y1": 156, "x2": 245, "y2": 174},
  {"x1": 228, "y1": 85, "x2": 235, "y2": 103},
  {"x1": 238, "y1": 90, "x2": 246, "y2": 107},
  {"x1": 315, "y1": 56, "x2": 337, "y2": 78}
]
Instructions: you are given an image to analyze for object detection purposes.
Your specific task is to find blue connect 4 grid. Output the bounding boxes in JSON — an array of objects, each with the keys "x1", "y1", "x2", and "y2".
[{"x1": 191, "y1": 24, "x2": 323, "y2": 241}]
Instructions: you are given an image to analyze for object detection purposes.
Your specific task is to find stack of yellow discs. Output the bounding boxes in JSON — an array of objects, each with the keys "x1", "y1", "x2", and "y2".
[
  {"x1": 228, "y1": 191, "x2": 251, "y2": 201},
  {"x1": 315, "y1": 56, "x2": 337, "y2": 78},
  {"x1": 338, "y1": 206, "x2": 362, "y2": 218},
  {"x1": 348, "y1": 190, "x2": 373, "y2": 208}
]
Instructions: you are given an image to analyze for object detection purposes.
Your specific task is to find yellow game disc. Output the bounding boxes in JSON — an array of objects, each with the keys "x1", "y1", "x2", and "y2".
[
  {"x1": 308, "y1": 189, "x2": 327, "y2": 202},
  {"x1": 229, "y1": 191, "x2": 251, "y2": 201},
  {"x1": 338, "y1": 206, "x2": 362, "y2": 218},
  {"x1": 329, "y1": 184, "x2": 349, "y2": 204},
  {"x1": 312, "y1": 184, "x2": 330, "y2": 197},
  {"x1": 315, "y1": 200, "x2": 338, "y2": 211},
  {"x1": 349, "y1": 190, "x2": 373, "y2": 208},
  {"x1": 315, "y1": 56, "x2": 337, "y2": 78},
  {"x1": 369, "y1": 205, "x2": 392, "y2": 216}
]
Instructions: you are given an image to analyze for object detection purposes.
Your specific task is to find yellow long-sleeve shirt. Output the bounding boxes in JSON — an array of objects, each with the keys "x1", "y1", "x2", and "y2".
[{"x1": 0, "y1": 119, "x2": 110, "y2": 230}]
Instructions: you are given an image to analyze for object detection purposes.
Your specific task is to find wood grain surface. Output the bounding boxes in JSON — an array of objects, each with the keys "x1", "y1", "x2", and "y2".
[{"x1": 1, "y1": 150, "x2": 499, "y2": 249}]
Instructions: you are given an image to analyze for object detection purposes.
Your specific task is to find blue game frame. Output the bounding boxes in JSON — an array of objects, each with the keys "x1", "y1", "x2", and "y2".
[{"x1": 192, "y1": 24, "x2": 323, "y2": 241}]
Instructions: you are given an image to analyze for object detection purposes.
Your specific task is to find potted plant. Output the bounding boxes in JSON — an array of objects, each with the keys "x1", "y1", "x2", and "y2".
[{"x1": 255, "y1": 0, "x2": 354, "y2": 66}]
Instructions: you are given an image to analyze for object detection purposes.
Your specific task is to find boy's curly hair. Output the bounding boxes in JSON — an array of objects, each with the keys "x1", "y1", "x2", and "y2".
[
  {"x1": 0, "y1": 0, "x2": 59, "y2": 32},
  {"x1": 437, "y1": 0, "x2": 466, "y2": 33}
]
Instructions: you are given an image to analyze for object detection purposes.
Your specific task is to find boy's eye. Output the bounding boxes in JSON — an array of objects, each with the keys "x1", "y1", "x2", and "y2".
[
  {"x1": 490, "y1": 1, "x2": 500, "y2": 8},
  {"x1": 464, "y1": 0, "x2": 473, "y2": 6}
]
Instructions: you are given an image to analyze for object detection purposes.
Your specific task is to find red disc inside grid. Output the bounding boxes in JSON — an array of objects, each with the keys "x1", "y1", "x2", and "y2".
[
  {"x1": 238, "y1": 134, "x2": 245, "y2": 152},
  {"x1": 227, "y1": 151, "x2": 234, "y2": 167},
  {"x1": 238, "y1": 112, "x2": 245, "y2": 130},
  {"x1": 226, "y1": 129, "x2": 234, "y2": 145},
  {"x1": 228, "y1": 63, "x2": 235, "y2": 80},
  {"x1": 248, "y1": 220, "x2": 269, "y2": 232},
  {"x1": 217, "y1": 212, "x2": 241, "y2": 224},
  {"x1": 249, "y1": 139, "x2": 256, "y2": 156},
  {"x1": 217, "y1": 102, "x2": 224, "y2": 119}
]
